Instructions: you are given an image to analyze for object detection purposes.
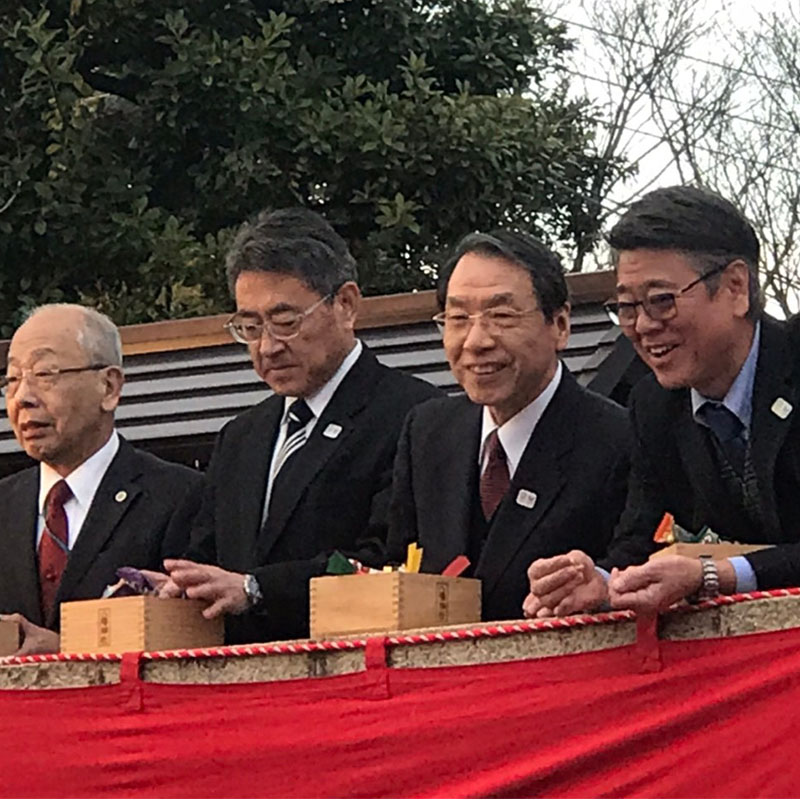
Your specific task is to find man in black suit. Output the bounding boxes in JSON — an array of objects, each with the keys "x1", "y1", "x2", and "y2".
[
  {"x1": 525, "y1": 185, "x2": 800, "y2": 617},
  {"x1": 0, "y1": 304, "x2": 200, "y2": 654},
  {"x1": 160, "y1": 208, "x2": 440, "y2": 643},
  {"x1": 387, "y1": 231, "x2": 631, "y2": 621}
]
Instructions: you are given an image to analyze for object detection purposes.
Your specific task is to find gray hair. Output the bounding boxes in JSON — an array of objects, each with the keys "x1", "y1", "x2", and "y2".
[
  {"x1": 225, "y1": 207, "x2": 358, "y2": 297},
  {"x1": 26, "y1": 304, "x2": 123, "y2": 366}
]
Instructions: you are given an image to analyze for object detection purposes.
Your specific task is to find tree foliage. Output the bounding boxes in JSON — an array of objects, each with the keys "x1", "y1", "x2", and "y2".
[{"x1": 0, "y1": 0, "x2": 622, "y2": 330}]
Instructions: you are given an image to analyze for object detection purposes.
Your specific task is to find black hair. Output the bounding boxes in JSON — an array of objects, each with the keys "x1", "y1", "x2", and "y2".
[
  {"x1": 225, "y1": 207, "x2": 357, "y2": 297},
  {"x1": 437, "y1": 230, "x2": 569, "y2": 321},
  {"x1": 607, "y1": 185, "x2": 762, "y2": 317}
]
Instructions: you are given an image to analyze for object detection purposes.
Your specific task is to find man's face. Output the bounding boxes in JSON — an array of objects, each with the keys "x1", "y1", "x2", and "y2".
[
  {"x1": 443, "y1": 252, "x2": 570, "y2": 425},
  {"x1": 615, "y1": 248, "x2": 752, "y2": 397},
  {"x1": 234, "y1": 270, "x2": 358, "y2": 397},
  {"x1": 5, "y1": 308, "x2": 121, "y2": 474}
]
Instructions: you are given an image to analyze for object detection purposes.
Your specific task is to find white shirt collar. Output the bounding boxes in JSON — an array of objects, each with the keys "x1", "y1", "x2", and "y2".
[
  {"x1": 281, "y1": 339, "x2": 363, "y2": 424},
  {"x1": 38, "y1": 430, "x2": 120, "y2": 516},
  {"x1": 479, "y1": 361, "x2": 563, "y2": 478}
]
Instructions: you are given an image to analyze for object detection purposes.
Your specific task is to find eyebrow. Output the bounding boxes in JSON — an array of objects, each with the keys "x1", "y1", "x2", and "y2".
[
  {"x1": 236, "y1": 303, "x2": 299, "y2": 317},
  {"x1": 616, "y1": 280, "x2": 679, "y2": 294},
  {"x1": 446, "y1": 292, "x2": 521, "y2": 308},
  {"x1": 6, "y1": 347, "x2": 59, "y2": 366}
]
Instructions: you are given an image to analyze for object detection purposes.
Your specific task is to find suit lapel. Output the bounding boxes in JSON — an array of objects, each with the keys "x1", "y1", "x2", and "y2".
[
  {"x1": 53, "y1": 441, "x2": 144, "y2": 623},
  {"x1": 257, "y1": 349, "x2": 378, "y2": 561},
  {"x1": 1, "y1": 470, "x2": 43, "y2": 625},
  {"x1": 420, "y1": 400, "x2": 481, "y2": 571},
  {"x1": 230, "y1": 397, "x2": 282, "y2": 567},
  {"x1": 749, "y1": 318, "x2": 796, "y2": 537},
  {"x1": 476, "y1": 372, "x2": 574, "y2": 597}
]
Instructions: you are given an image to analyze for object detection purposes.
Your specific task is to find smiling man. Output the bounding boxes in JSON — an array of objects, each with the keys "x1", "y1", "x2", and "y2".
[
  {"x1": 160, "y1": 208, "x2": 440, "y2": 643},
  {"x1": 525, "y1": 185, "x2": 800, "y2": 617},
  {"x1": 387, "y1": 231, "x2": 631, "y2": 621},
  {"x1": 0, "y1": 304, "x2": 200, "y2": 654}
]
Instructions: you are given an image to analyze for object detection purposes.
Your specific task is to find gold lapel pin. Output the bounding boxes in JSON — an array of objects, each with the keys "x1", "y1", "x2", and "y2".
[{"x1": 114, "y1": 490, "x2": 128, "y2": 503}]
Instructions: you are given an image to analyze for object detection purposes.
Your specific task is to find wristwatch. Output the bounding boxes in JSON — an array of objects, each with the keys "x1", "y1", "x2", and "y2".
[
  {"x1": 243, "y1": 573, "x2": 263, "y2": 607},
  {"x1": 696, "y1": 556, "x2": 720, "y2": 601}
]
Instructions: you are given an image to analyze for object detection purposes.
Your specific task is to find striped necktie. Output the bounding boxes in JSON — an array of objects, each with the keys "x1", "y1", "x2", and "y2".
[{"x1": 272, "y1": 398, "x2": 314, "y2": 478}]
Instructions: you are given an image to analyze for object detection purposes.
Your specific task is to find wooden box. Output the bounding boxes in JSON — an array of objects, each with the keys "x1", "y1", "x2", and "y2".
[
  {"x1": 60, "y1": 596, "x2": 224, "y2": 654},
  {"x1": 650, "y1": 542, "x2": 772, "y2": 560},
  {"x1": 310, "y1": 572, "x2": 481, "y2": 639},
  {"x1": 0, "y1": 619, "x2": 19, "y2": 656}
]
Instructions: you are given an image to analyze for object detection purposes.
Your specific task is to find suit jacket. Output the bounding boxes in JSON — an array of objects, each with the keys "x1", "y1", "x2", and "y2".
[
  {"x1": 183, "y1": 346, "x2": 442, "y2": 643},
  {"x1": 387, "y1": 369, "x2": 632, "y2": 621},
  {"x1": 0, "y1": 439, "x2": 201, "y2": 630},
  {"x1": 602, "y1": 314, "x2": 800, "y2": 588}
]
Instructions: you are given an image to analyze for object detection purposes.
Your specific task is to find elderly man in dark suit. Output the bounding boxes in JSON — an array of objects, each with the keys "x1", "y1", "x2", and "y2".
[
  {"x1": 159, "y1": 208, "x2": 440, "y2": 643},
  {"x1": 386, "y1": 230, "x2": 631, "y2": 622},
  {"x1": 0, "y1": 304, "x2": 200, "y2": 654},
  {"x1": 526, "y1": 185, "x2": 800, "y2": 617}
]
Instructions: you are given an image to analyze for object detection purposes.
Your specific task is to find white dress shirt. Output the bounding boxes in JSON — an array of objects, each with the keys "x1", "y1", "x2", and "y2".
[
  {"x1": 36, "y1": 429, "x2": 120, "y2": 549},
  {"x1": 262, "y1": 339, "x2": 363, "y2": 520},
  {"x1": 479, "y1": 362, "x2": 563, "y2": 478}
]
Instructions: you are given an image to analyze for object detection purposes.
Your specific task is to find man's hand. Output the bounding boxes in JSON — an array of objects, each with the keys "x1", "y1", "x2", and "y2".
[
  {"x1": 0, "y1": 613, "x2": 60, "y2": 656},
  {"x1": 163, "y1": 559, "x2": 249, "y2": 619},
  {"x1": 608, "y1": 555, "x2": 706, "y2": 613},
  {"x1": 139, "y1": 569, "x2": 184, "y2": 599},
  {"x1": 523, "y1": 550, "x2": 609, "y2": 618}
]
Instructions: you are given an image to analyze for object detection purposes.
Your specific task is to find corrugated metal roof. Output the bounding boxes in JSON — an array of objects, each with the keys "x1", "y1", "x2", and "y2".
[
  {"x1": 0, "y1": 304, "x2": 621, "y2": 467},
  {"x1": 0, "y1": 273, "x2": 623, "y2": 472}
]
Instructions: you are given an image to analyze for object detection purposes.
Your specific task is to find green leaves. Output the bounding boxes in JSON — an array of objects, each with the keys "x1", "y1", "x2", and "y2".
[{"x1": 0, "y1": 0, "x2": 622, "y2": 325}]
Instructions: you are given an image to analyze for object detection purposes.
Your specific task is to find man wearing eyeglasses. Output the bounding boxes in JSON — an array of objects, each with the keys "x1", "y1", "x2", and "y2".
[
  {"x1": 525, "y1": 184, "x2": 800, "y2": 617},
  {"x1": 157, "y1": 208, "x2": 440, "y2": 643},
  {"x1": 0, "y1": 304, "x2": 201, "y2": 654},
  {"x1": 386, "y1": 230, "x2": 631, "y2": 622}
]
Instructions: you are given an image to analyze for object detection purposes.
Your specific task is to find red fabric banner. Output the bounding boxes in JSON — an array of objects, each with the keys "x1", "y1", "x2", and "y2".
[{"x1": 2, "y1": 626, "x2": 800, "y2": 798}]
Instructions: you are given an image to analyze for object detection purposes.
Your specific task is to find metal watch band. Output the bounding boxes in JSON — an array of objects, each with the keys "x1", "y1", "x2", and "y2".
[
  {"x1": 697, "y1": 556, "x2": 720, "y2": 600},
  {"x1": 243, "y1": 573, "x2": 263, "y2": 606}
]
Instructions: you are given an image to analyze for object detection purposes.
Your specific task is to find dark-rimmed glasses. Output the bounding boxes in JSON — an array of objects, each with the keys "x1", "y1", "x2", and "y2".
[
  {"x1": 0, "y1": 364, "x2": 110, "y2": 397},
  {"x1": 224, "y1": 294, "x2": 332, "y2": 344},
  {"x1": 604, "y1": 263, "x2": 729, "y2": 327}
]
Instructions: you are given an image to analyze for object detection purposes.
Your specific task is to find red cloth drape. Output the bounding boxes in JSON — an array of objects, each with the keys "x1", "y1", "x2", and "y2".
[{"x1": 2, "y1": 625, "x2": 800, "y2": 798}]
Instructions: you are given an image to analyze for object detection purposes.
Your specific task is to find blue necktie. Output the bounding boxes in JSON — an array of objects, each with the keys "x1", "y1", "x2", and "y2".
[{"x1": 699, "y1": 401, "x2": 746, "y2": 474}]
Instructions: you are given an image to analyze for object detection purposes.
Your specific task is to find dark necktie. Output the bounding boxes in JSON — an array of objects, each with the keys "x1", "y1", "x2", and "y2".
[
  {"x1": 699, "y1": 401, "x2": 746, "y2": 474},
  {"x1": 480, "y1": 429, "x2": 510, "y2": 520},
  {"x1": 274, "y1": 398, "x2": 314, "y2": 472},
  {"x1": 38, "y1": 479, "x2": 72, "y2": 619}
]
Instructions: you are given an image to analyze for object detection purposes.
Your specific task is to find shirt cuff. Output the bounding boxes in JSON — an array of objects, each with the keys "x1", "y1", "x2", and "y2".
[
  {"x1": 595, "y1": 566, "x2": 610, "y2": 583},
  {"x1": 729, "y1": 556, "x2": 758, "y2": 593}
]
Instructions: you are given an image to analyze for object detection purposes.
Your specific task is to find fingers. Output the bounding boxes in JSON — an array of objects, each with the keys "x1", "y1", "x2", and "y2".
[
  {"x1": 138, "y1": 569, "x2": 169, "y2": 590},
  {"x1": 527, "y1": 554, "x2": 576, "y2": 582},
  {"x1": 157, "y1": 579, "x2": 184, "y2": 599},
  {"x1": 167, "y1": 564, "x2": 216, "y2": 589}
]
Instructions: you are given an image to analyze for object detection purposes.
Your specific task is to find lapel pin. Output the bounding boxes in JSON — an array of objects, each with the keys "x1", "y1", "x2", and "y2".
[
  {"x1": 323, "y1": 423, "x2": 342, "y2": 439},
  {"x1": 516, "y1": 489, "x2": 537, "y2": 509},
  {"x1": 771, "y1": 398, "x2": 793, "y2": 420},
  {"x1": 114, "y1": 490, "x2": 127, "y2": 503}
]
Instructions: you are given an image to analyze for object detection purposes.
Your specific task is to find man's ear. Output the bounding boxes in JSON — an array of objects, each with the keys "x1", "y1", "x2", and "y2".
[
  {"x1": 100, "y1": 366, "x2": 125, "y2": 413},
  {"x1": 724, "y1": 260, "x2": 751, "y2": 318},
  {"x1": 552, "y1": 303, "x2": 571, "y2": 352},
  {"x1": 334, "y1": 281, "x2": 361, "y2": 329}
]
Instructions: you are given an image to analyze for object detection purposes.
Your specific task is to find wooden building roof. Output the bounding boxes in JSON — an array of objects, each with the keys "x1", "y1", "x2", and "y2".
[{"x1": 0, "y1": 271, "x2": 634, "y2": 475}]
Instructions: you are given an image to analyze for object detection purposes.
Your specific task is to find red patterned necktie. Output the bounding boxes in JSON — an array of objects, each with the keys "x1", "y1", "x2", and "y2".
[
  {"x1": 38, "y1": 479, "x2": 72, "y2": 619},
  {"x1": 480, "y1": 430, "x2": 510, "y2": 520}
]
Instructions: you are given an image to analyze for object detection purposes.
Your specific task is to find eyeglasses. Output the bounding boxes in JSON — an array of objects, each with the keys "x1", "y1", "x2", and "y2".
[
  {"x1": 224, "y1": 294, "x2": 332, "y2": 344},
  {"x1": 604, "y1": 263, "x2": 729, "y2": 327},
  {"x1": 0, "y1": 364, "x2": 110, "y2": 397},
  {"x1": 432, "y1": 307, "x2": 540, "y2": 336}
]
